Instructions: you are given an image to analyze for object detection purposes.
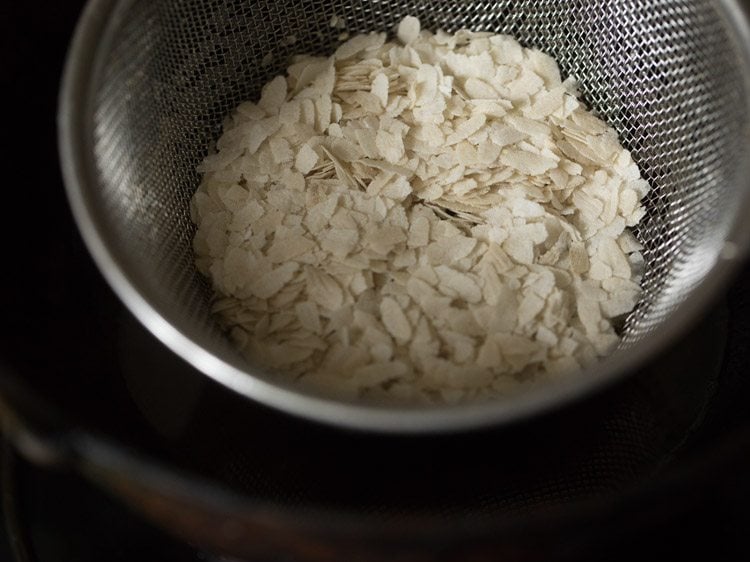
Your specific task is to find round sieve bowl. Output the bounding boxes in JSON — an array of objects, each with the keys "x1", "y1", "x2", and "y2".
[{"x1": 59, "y1": 0, "x2": 750, "y2": 432}]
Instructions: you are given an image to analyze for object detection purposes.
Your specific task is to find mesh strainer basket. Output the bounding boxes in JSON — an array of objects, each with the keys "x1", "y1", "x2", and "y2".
[{"x1": 60, "y1": 0, "x2": 750, "y2": 432}]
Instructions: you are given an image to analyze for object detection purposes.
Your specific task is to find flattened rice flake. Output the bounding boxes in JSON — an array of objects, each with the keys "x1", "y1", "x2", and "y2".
[{"x1": 191, "y1": 17, "x2": 651, "y2": 404}]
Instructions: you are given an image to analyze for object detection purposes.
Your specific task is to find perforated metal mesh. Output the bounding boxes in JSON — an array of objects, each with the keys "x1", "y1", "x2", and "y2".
[{"x1": 80, "y1": 0, "x2": 749, "y2": 409}]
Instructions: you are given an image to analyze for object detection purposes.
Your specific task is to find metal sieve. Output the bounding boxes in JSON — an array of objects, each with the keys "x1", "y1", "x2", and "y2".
[{"x1": 59, "y1": 0, "x2": 750, "y2": 432}]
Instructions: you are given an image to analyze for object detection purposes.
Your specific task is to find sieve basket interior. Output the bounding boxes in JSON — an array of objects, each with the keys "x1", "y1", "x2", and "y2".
[{"x1": 61, "y1": 0, "x2": 750, "y2": 430}]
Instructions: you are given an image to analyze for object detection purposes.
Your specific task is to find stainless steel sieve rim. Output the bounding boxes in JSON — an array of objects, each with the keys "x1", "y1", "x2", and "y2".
[{"x1": 59, "y1": 0, "x2": 750, "y2": 433}]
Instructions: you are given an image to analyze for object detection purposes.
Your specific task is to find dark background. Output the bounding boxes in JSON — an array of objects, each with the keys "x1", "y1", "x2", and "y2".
[
  {"x1": 1, "y1": 1, "x2": 750, "y2": 561},
  {"x1": 0, "y1": 2, "x2": 213, "y2": 560}
]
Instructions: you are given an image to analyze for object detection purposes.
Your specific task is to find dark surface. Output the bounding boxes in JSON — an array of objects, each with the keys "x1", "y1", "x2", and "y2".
[
  {"x1": 2, "y1": 1, "x2": 750, "y2": 561},
  {"x1": 1, "y1": 440, "x2": 208, "y2": 562},
  {"x1": 0, "y1": 2, "x2": 212, "y2": 560}
]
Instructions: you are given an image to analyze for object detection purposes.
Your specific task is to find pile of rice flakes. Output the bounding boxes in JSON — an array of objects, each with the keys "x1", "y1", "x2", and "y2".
[{"x1": 191, "y1": 16, "x2": 649, "y2": 403}]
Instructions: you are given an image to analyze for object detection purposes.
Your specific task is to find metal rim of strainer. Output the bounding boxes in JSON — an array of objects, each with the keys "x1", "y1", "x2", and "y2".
[{"x1": 59, "y1": 0, "x2": 750, "y2": 434}]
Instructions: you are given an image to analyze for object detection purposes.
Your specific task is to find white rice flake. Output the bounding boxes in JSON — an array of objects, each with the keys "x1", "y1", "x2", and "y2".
[
  {"x1": 380, "y1": 296, "x2": 413, "y2": 341},
  {"x1": 267, "y1": 235, "x2": 316, "y2": 263},
  {"x1": 295, "y1": 143, "x2": 319, "y2": 174},
  {"x1": 435, "y1": 266, "x2": 482, "y2": 303},
  {"x1": 371, "y1": 72, "x2": 390, "y2": 108},
  {"x1": 407, "y1": 216, "x2": 430, "y2": 248},
  {"x1": 258, "y1": 75, "x2": 287, "y2": 115},
  {"x1": 249, "y1": 262, "x2": 299, "y2": 299},
  {"x1": 397, "y1": 16, "x2": 421, "y2": 44},
  {"x1": 295, "y1": 301, "x2": 322, "y2": 333}
]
